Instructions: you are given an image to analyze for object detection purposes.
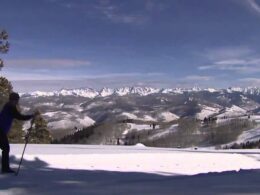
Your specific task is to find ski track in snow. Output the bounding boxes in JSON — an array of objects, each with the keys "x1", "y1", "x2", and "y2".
[{"x1": 1, "y1": 144, "x2": 260, "y2": 195}]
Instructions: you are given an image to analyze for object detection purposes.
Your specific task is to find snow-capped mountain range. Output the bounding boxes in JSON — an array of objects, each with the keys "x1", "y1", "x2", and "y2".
[
  {"x1": 18, "y1": 86, "x2": 260, "y2": 140},
  {"x1": 20, "y1": 86, "x2": 260, "y2": 98}
]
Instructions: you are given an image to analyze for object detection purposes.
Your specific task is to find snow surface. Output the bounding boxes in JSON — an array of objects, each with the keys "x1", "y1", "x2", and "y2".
[
  {"x1": 150, "y1": 124, "x2": 178, "y2": 140},
  {"x1": 158, "y1": 112, "x2": 179, "y2": 122},
  {"x1": 21, "y1": 87, "x2": 260, "y2": 99},
  {"x1": 217, "y1": 105, "x2": 247, "y2": 118},
  {"x1": 161, "y1": 88, "x2": 183, "y2": 94},
  {"x1": 204, "y1": 88, "x2": 218, "y2": 93},
  {"x1": 130, "y1": 87, "x2": 161, "y2": 96},
  {"x1": 59, "y1": 88, "x2": 99, "y2": 98},
  {"x1": 62, "y1": 104, "x2": 83, "y2": 112},
  {"x1": 114, "y1": 87, "x2": 131, "y2": 96},
  {"x1": 99, "y1": 88, "x2": 114, "y2": 97},
  {"x1": 48, "y1": 116, "x2": 95, "y2": 130},
  {"x1": 142, "y1": 115, "x2": 156, "y2": 121},
  {"x1": 236, "y1": 129, "x2": 260, "y2": 144},
  {"x1": 227, "y1": 87, "x2": 243, "y2": 93},
  {"x1": 121, "y1": 112, "x2": 138, "y2": 120},
  {"x1": 40, "y1": 111, "x2": 95, "y2": 130},
  {"x1": 251, "y1": 115, "x2": 260, "y2": 123},
  {"x1": 196, "y1": 105, "x2": 220, "y2": 120},
  {"x1": 43, "y1": 111, "x2": 67, "y2": 118},
  {"x1": 2, "y1": 144, "x2": 260, "y2": 194},
  {"x1": 123, "y1": 123, "x2": 157, "y2": 135},
  {"x1": 234, "y1": 124, "x2": 260, "y2": 144},
  {"x1": 29, "y1": 91, "x2": 55, "y2": 97}
]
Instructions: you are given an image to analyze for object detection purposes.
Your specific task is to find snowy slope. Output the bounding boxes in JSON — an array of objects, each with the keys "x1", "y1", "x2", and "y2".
[
  {"x1": 114, "y1": 87, "x2": 131, "y2": 96},
  {"x1": 99, "y1": 88, "x2": 114, "y2": 97},
  {"x1": 157, "y1": 112, "x2": 179, "y2": 122},
  {"x1": 123, "y1": 123, "x2": 156, "y2": 135},
  {"x1": 217, "y1": 105, "x2": 247, "y2": 118},
  {"x1": 161, "y1": 88, "x2": 184, "y2": 94},
  {"x1": 42, "y1": 111, "x2": 95, "y2": 130},
  {"x1": 234, "y1": 124, "x2": 260, "y2": 144},
  {"x1": 150, "y1": 124, "x2": 178, "y2": 140},
  {"x1": 48, "y1": 116, "x2": 95, "y2": 130},
  {"x1": 2, "y1": 144, "x2": 260, "y2": 195},
  {"x1": 196, "y1": 105, "x2": 220, "y2": 120},
  {"x1": 142, "y1": 115, "x2": 156, "y2": 121},
  {"x1": 120, "y1": 112, "x2": 138, "y2": 120},
  {"x1": 130, "y1": 87, "x2": 161, "y2": 96}
]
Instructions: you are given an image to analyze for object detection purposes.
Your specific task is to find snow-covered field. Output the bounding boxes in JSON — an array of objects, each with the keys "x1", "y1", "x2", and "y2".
[{"x1": 1, "y1": 144, "x2": 260, "y2": 194}]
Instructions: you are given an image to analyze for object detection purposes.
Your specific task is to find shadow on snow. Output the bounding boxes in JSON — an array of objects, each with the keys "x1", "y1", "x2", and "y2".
[{"x1": 0, "y1": 156, "x2": 260, "y2": 194}]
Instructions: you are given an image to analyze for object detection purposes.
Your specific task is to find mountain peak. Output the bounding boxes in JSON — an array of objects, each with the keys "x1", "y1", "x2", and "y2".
[{"x1": 20, "y1": 86, "x2": 260, "y2": 99}]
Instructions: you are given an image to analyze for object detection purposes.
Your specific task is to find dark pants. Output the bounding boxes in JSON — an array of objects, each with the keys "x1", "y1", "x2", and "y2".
[{"x1": 0, "y1": 130, "x2": 10, "y2": 171}]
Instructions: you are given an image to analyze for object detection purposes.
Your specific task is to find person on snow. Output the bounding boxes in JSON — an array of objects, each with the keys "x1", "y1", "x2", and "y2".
[{"x1": 0, "y1": 92, "x2": 39, "y2": 173}]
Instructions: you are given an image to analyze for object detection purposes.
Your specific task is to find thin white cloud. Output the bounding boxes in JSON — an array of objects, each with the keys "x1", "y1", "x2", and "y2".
[
  {"x1": 6, "y1": 59, "x2": 91, "y2": 69},
  {"x1": 201, "y1": 47, "x2": 252, "y2": 61},
  {"x1": 199, "y1": 58, "x2": 260, "y2": 73},
  {"x1": 144, "y1": 0, "x2": 166, "y2": 12},
  {"x1": 11, "y1": 72, "x2": 168, "y2": 92},
  {"x1": 197, "y1": 46, "x2": 260, "y2": 73},
  {"x1": 47, "y1": 0, "x2": 165, "y2": 25},
  {"x1": 95, "y1": 2, "x2": 148, "y2": 24},
  {"x1": 94, "y1": 0, "x2": 166, "y2": 25},
  {"x1": 239, "y1": 77, "x2": 260, "y2": 86},
  {"x1": 80, "y1": 72, "x2": 165, "y2": 79},
  {"x1": 1, "y1": 71, "x2": 77, "y2": 81},
  {"x1": 5, "y1": 71, "x2": 165, "y2": 81},
  {"x1": 247, "y1": 0, "x2": 260, "y2": 14},
  {"x1": 55, "y1": 0, "x2": 145, "y2": 24},
  {"x1": 103, "y1": 11, "x2": 147, "y2": 24},
  {"x1": 174, "y1": 75, "x2": 218, "y2": 89},
  {"x1": 182, "y1": 75, "x2": 214, "y2": 81}
]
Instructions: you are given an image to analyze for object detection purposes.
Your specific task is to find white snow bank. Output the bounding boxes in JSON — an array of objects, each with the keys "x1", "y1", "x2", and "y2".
[{"x1": 135, "y1": 143, "x2": 146, "y2": 147}]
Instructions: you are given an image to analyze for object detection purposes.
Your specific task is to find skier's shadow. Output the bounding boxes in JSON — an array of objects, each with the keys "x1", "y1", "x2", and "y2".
[{"x1": 1, "y1": 156, "x2": 260, "y2": 195}]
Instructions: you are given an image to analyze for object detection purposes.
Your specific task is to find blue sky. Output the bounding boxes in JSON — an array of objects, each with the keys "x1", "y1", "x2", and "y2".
[{"x1": 1, "y1": 0, "x2": 260, "y2": 92}]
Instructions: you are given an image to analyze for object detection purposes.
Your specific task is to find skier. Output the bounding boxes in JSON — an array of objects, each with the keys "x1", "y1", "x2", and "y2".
[{"x1": 0, "y1": 92, "x2": 39, "y2": 173}]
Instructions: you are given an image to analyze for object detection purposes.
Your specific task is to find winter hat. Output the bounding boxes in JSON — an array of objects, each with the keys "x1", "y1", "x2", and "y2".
[{"x1": 9, "y1": 92, "x2": 20, "y2": 101}]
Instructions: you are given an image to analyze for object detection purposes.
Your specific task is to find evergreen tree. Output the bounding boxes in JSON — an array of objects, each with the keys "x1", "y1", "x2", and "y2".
[
  {"x1": 8, "y1": 119, "x2": 24, "y2": 143},
  {"x1": 0, "y1": 29, "x2": 24, "y2": 143},
  {"x1": 0, "y1": 76, "x2": 13, "y2": 108},
  {"x1": 0, "y1": 29, "x2": 11, "y2": 107},
  {"x1": 0, "y1": 73, "x2": 24, "y2": 143},
  {"x1": 28, "y1": 114, "x2": 52, "y2": 144},
  {"x1": 0, "y1": 30, "x2": 9, "y2": 70}
]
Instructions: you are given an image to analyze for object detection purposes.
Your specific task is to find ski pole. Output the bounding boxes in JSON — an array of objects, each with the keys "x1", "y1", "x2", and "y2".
[{"x1": 15, "y1": 118, "x2": 35, "y2": 176}]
